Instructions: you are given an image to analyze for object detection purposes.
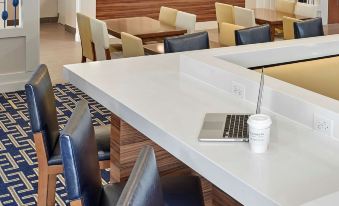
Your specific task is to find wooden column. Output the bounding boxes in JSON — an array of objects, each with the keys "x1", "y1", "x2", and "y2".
[
  {"x1": 328, "y1": 0, "x2": 339, "y2": 24},
  {"x1": 110, "y1": 113, "x2": 242, "y2": 206}
]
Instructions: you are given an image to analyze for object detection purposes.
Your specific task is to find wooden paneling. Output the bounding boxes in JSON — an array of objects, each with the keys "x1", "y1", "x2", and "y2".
[
  {"x1": 110, "y1": 113, "x2": 243, "y2": 206},
  {"x1": 328, "y1": 0, "x2": 339, "y2": 24},
  {"x1": 97, "y1": 0, "x2": 245, "y2": 22}
]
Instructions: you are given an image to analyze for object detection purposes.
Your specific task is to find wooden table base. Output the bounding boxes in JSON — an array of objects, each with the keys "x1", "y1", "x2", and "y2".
[{"x1": 110, "y1": 113, "x2": 242, "y2": 206}]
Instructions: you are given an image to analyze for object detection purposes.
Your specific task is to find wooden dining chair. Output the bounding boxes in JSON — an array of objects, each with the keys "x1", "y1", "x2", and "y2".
[
  {"x1": 77, "y1": 13, "x2": 121, "y2": 62},
  {"x1": 294, "y1": 2, "x2": 318, "y2": 18},
  {"x1": 219, "y1": 23, "x2": 244, "y2": 46},
  {"x1": 233, "y1": 6, "x2": 256, "y2": 28},
  {"x1": 121, "y1": 32, "x2": 145, "y2": 58},
  {"x1": 283, "y1": 16, "x2": 302, "y2": 40},
  {"x1": 276, "y1": 0, "x2": 296, "y2": 14},
  {"x1": 25, "y1": 64, "x2": 110, "y2": 206},
  {"x1": 77, "y1": 13, "x2": 95, "y2": 62},
  {"x1": 159, "y1": 6, "x2": 178, "y2": 26},
  {"x1": 90, "y1": 17, "x2": 112, "y2": 61},
  {"x1": 176, "y1": 11, "x2": 196, "y2": 34},
  {"x1": 215, "y1": 2, "x2": 234, "y2": 29}
]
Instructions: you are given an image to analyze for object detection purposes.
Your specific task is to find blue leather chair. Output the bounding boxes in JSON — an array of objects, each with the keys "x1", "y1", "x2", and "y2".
[
  {"x1": 164, "y1": 31, "x2": 210, "y2": 53},
  {"x1": 235, "y1": 24, "x2": 271, "y2": 45},
  {"x1": 294, "y1": 17, "x2": 324, "y2": 39},
  {"x1": 61, "y1": 100, "x2": 205, "y2": 206},
  {"x1": 25, "y1": 64, "x2": 110, "y2": 206}
]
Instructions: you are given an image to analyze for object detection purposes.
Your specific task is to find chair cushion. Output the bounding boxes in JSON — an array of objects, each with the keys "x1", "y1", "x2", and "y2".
[
  {"x1": 48, "y1": 125, "x2": 110, "y2": 165},
  {"x1": 161, "y1": 176, "x2": 204, "y2": 206},
  {"x1": 99, "y1": 182, "x2": 126, "y2": 206}
]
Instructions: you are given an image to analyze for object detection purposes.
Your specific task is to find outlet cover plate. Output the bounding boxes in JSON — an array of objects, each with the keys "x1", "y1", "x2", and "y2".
[
  {"x1": 231, "y1": 81, "x2": 245, "y2": 99},
  {"x1": 313, "y1": 114, "x2": 333, "y2": 137}
]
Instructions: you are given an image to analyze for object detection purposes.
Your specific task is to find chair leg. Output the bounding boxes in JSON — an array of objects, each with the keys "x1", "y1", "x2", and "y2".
[
  {"x1": 81, "y1": 56, "x2": 86, "y2": 63},
  {"x1": 37, "y1": 168, "x2": 48, "y2": 206},
  {"x1": 47, "y1": 174, "x2": 57, "y2": 206},
  {"x1": 37, "y1": 169, "x2": 57, "y2": 206}
]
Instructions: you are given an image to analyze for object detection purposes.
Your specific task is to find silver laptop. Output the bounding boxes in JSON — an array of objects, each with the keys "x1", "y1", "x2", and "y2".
[{"x1": 198, "y1": 69, "x2": 265, "y2": 142}]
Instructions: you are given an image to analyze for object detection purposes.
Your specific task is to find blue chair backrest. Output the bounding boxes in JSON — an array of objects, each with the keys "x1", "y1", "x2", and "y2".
[
  {"x1": 117, "y1": 146, "x2": 164, "y2": 206},
  {"x1": 235, "y1": 24, "x2": 271, "y2": 45},
  {"x1": 294, "y1": 17, "x2": 324, "y2": 39},
  {"x1": 164, "y1": 31, "x2": 210, "y2": 53},
  {"x1": 25, "y1": 64, "x2": 60, "y2": 160},
  {"x1": 60, "y1": 100, "x2": 102, "y2": 206}
]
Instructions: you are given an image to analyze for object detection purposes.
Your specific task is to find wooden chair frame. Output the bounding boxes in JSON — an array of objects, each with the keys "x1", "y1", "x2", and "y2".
[
  {"x1": 82, "y1": 42, "x2": 111, "y2": 62},
  {"x1": 34, "y1": 132, "x2": 109, "y2": 206}
]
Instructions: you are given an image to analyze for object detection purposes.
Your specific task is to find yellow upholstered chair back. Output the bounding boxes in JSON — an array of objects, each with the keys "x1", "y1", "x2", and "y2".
[
  {"x1": 159, "y1": 6, "x2": 178, "y2": 26},
  {"x1": 233, "y1": 6, "x2": 256, "y2": 28},
  {"x1": 77, "y1": 13, "x2": 94, "y2": 61},
  {"x1": 294, "y1": 2, "x2": 318, "y2": 18},
  {"x1": 176, "y1": 11, "x2": 197, "y2": 34},
  {"x1": 219, "y1": 23, "x2": 244, "y2": 46},
  {"x1": 275, "y1": 0, "x2": 296, "y2": 14},
  {"x1": 282, "y1": 16, "x2": 301, "y2": 40},
  {"x1": 121, "y1": 32, "x2": 145, "y2": 58},
  {"x1": 90, "y1": 17, "x2": 110, "y2": 61},
  {"x1": 215, "y1": 2, "x2": 234, "y2": 25}
]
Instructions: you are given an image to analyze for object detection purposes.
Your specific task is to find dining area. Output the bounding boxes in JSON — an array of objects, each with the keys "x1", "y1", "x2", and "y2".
[
  {"x1": 76, "y1": 1, "x2": 338, "y2": 62},
  {"x1": 2, "y1": 0, "x2": 339, "y2": 205}
]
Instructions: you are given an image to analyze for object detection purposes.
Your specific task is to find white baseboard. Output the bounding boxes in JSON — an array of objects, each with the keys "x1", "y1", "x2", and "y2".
[{"x1": 0, "y1": 71, "x2": 33, "y2": 93}]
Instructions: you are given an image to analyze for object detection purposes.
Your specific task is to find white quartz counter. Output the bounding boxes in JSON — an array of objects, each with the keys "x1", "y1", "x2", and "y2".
[{"x1": 64, "y1": 35, "x2": 339, "y2": 206}]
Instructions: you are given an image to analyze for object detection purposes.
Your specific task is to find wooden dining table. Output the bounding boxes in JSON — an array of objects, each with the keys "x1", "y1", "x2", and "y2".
[
  {"x1": 104, "y1": 16, "x2": 187, "y2": 43},
  {"x1": 254, "y1": 8, "x2": 307, "y2": 41}
]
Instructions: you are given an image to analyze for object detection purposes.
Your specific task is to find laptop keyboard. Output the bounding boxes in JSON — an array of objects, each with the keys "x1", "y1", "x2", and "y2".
[{"x1": 223, "y1": 114, "x2": 250, "y2": 139}]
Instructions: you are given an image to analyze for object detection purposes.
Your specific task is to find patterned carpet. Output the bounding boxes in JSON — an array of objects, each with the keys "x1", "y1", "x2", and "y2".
[{"x1": 0, "y1": 84, "x2": 111, "y2": 206}]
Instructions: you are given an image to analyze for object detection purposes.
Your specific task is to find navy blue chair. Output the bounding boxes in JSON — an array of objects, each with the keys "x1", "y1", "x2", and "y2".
[
  {"x1": 61, "y1": 100, "x2": 205, "y2": 206},
  {"x1": 235, "y1": 24, "x2": 271, "y2": 45},
  {"x1": 294, "y1": 17, "x2": 324, "y2": 39},
  {"x1": 25, "y1": 64, "x2": 110, "y2": 206},
  {"x1": 164, "y1": 31, "x2": 210, "y2": 53}
]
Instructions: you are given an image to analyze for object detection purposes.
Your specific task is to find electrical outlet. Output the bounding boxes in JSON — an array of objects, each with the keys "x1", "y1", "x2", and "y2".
[
  {"x1": 231, "y1": 81, "x2": 245, "y2": 99},
  {"x1": 313, "y1": 114, "x2": 333, "y2": 136}
]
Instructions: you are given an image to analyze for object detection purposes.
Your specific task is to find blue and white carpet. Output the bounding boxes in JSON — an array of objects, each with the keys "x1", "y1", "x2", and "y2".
[{"x1": 0, "y1": 84, "x2": 111, "y2": 206}]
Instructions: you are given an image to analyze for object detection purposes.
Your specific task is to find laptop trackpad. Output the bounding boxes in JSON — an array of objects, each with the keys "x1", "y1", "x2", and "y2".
[
  {"x1": 202, "y1": 121, "x2": 224, "y2": 130},
  {"x1": 200, "y1": 120, "x2": 225, "y2": 138}
]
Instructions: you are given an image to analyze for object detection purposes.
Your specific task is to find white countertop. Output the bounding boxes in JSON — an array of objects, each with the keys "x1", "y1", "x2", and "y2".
[{"x1": 64, "y1": 35, "x2": 339, "y2": 206}]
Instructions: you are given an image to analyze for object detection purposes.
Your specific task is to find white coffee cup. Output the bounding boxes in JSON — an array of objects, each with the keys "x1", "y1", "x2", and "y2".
[{"x1": 247, "y1": 114, "x2": 272, "y2": 153}]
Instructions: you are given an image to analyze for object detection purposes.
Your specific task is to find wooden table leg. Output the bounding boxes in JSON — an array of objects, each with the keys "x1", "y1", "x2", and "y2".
[
  {"x1": 270, "y1": 24, "x2": 276, "y2": 41},
  {"x1": 110, "y1": 113, "x2": 242, "y2": 206}
]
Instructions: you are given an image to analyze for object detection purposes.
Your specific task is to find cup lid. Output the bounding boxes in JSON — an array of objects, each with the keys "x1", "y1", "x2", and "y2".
[{"x1": 247, "y1": 114, "x2": 272, "y2": 128}]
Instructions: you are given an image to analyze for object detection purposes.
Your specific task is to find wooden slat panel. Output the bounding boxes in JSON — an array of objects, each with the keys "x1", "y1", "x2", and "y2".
[{"x1": 97, "y1": 0, "x2": 245, "y2": 22}]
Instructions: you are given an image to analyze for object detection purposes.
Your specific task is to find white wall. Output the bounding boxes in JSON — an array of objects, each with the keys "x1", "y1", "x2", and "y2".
[
  {"x1": 0, "y1": 0, "x2": 40, "y2": 92},
  {"x1": 40, "y1": 0, "x2": 58, "y2": 18},
  {"x1": 58, "y1": 0, "x2": 76, "y2": 27},
  {"x1": 58, "y1": 0, "x2": 96, "y2": 41}
]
